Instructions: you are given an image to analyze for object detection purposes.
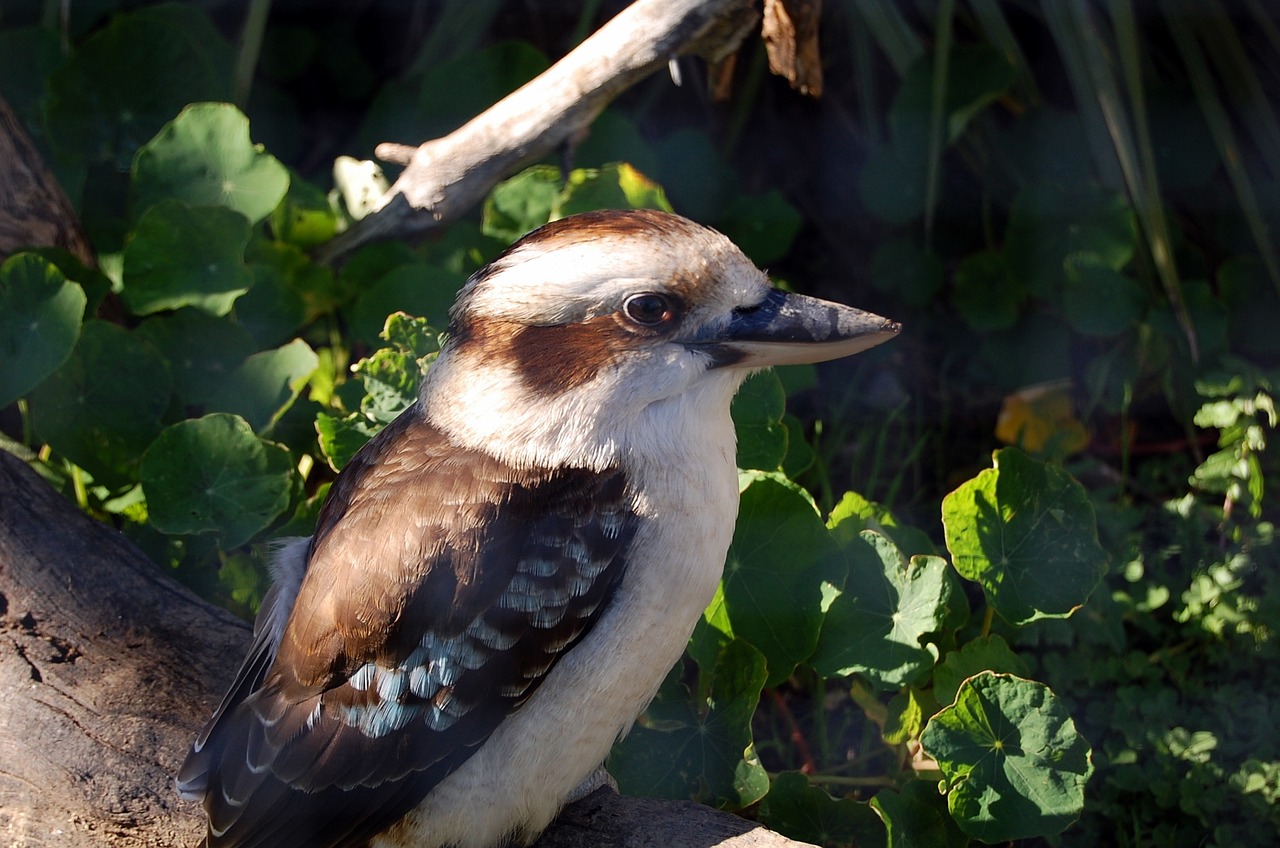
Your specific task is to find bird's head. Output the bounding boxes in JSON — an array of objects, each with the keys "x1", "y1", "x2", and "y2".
[{"x1": 421, "y1": 209, "x2": 899, "y2": 471}]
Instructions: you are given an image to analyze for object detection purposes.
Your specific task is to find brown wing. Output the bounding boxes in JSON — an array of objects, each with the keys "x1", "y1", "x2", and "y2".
[{"x1": 179, "y1": 406, "x2": 638, "y2": 848}]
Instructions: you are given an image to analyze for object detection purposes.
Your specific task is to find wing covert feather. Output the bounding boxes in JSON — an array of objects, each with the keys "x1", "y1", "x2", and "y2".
[{"x1": 183, "y1": 405, "x2": 639, "y2": 847}]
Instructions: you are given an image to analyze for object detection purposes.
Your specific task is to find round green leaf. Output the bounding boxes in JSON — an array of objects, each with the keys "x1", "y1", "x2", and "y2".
[
  {"x1": 933, "y1": 635, "x2": 1030, "y2": 706},
  {"x1": 920, "y1": 673, "x2": 1093, "y2": 842},
  {"x1": 140, "y1": 413, "x2": 294, "y2": 547},
  {"x1": 942, "y1": 447, "x2": 1108, "y2": 625},
  {"x1": 609, "y1": 640, "x2": 768, "y2": 808},
  {"x1": 133, "y1": 103, "x2": 289, "y2": 223},
  {"x1": 725, "y1": 473, "x2": 837, "y2": 687},
  {"x1": 761, "y1": 772, "x2": 887, "y2": 848},
  {"x1": 122, "y1": 200, "x2": 253, "y2": 316},
  {"x1": 46, "y1": 5, "x2": 233, "y2": 169},
  {"x1": 0, "y1": 254, "x2": 86, "y2": 407},
  {"x1": 812, "y1": 531, "x2": 949, "y2": 689},
  {"x1": 29, "y1": 321, "x2": 170, "y2": 489},
  {"x1": 204, "y1": 339, "x2": 319, "y2": 433},
  {"x1": 732, "y1": 370, "x2": 788, "y2": 471},
  {"x1": 136, "y1": 308, "x2": 258, "y2": 407}
]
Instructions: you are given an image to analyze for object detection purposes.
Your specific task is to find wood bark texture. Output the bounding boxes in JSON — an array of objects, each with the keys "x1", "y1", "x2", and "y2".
[
  {"x1": 318, "y1": 0, "x2": 758, "y2": 264},
  {"x1": 0, "y1": 95, "x2": 94, "y2": 266},
  {"x1": 0, "y1": 458, "x2": 813, "y2": 847}
]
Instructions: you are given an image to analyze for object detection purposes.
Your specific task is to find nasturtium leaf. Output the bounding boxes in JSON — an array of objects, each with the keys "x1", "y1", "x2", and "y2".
[
  {"x1": 121, "y1": 200, "x2": 252, "y2": 316},
  {"x1": 23, "y1": 247, "x2": 115, "y2": 315},
  {"x1": 1005, "y1": 182, "x2": 1137, "y2": 297},
  {"x1": 871, "y1": 780, "x2": 969, "y2": 848},
  {"x1": 933, "y1": 635, "x2": 1030, "y2": 706},
  {"x1": 482, "y1": 166, "x2": 562, "y2": 243},
  {"x1": 725, "y1": 473, "x2": 838, "y2": 686},
  {"x1": 46, "y1": 4, "x2": 233, "y2": 170},
  {"x1": 609, "y1": 640, "x2": 769, "y2": 809},
  {"x1": 345, "y1": 264, "x2": 463, "y2": 347},
  {"x1": 1062, "y1": 257, "x2": 1147, "y2": 337},
  {"x1": 29, "y1": 321, "x2": 170, "y2": 489},
  {"x1": 780, "y1": 414, "x2": 816, "y2": 479},
  {"x1": 732, "y1": 370, "x2": 788, "y2": 471},
  {"x1": 812, "y1": 531, "x2": 949, "y2": 689},
  {"x1": 0, "y1": 254, "x2": 86, "y2": 408},
  {"x1": 205, "y1": 339, "x2": 319, "y2": 433},
  {"x1": 135, "y1": 308, "x2": 257, "y2": 406},
  {"x1": 381, "y1": 313, "x2": 441, "y2": 361},
  {"x1": 140, "y1": 413, "x2": 294, "y2": 547},
  {"x1": 953, "y1": 250, "x2": 1024, "y2": 331},
  {"x1": 920, "y1": 673, "x2": 1093, "y2": 842},
  {"x1": 236, "y1": 262, "x2": 310, "y2": 349},
  {"x1": 760, "y1": 771, "x2": 887, "y2": 848},
  {"x1": 828, "y1": 490, "x2": 937, "y2": 559},
  {"x1": 557, "y1": 163, "x2": 673, "y2": 219},
  {"x1": 133, "y1": 103, "x2": 289, "y2": 224},
  {"x1": 941, "y1": 447, "x2": 1108, "y2": 625},
  {"x1": 689, "y1": 581, "x2": 734, "y2": 674}
]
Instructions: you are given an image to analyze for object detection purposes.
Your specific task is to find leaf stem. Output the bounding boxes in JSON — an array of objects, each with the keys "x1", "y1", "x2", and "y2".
[
  {"x1": 980, "y1": 605, "x2": 995, "y2": 639},
  {"x1": 234, "y1": 0, "x2": 272, "y2": 109}
]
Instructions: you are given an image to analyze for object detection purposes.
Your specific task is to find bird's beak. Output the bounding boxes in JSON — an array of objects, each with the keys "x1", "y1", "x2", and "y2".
[{"x1": 702, "y1": 289, "x2": 900, "y2": 369}]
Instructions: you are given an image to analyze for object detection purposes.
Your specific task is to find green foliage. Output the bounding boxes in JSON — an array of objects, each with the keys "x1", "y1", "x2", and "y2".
[
  {"x1": 2, "y1": 3, "x2": 1277, "y2": 846},
  {"x1": 922, "y1": 674, "x2": 1093, "y2": 843},
  {"x1": 0, "y1": 254, "x2": 86, "y2": 408},
  {"x1": 942, "y1": 447, "x2": 1109, "y2": 625}
]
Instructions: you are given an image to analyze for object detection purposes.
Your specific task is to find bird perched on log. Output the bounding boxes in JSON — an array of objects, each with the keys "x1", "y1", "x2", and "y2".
[{"x1": 178, "y1": 209, "x2": 899, "y2": 847}]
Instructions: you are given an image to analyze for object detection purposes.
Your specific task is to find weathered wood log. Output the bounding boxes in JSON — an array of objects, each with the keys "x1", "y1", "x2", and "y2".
[
  {"x1": 0, "y1": 452, "x2": 811, "y2": 846},
  {"x1": 0, "y1": 95, "x2": 94, "y2": 266}
]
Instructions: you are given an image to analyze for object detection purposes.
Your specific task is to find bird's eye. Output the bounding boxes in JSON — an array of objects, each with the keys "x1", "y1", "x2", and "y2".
[{"x1": 622, "y1": 292, "x2": 674, "y2": 327}]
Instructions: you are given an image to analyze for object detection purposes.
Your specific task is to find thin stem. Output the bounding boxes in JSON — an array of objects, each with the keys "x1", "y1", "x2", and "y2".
[{"x1": 234, "y1": 0, "x2": 273, "y2": 109}]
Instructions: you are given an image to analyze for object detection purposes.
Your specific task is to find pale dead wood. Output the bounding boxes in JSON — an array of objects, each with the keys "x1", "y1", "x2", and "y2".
[{"x1": 317, "y1": 0, "x2": 759, "y2": 265}]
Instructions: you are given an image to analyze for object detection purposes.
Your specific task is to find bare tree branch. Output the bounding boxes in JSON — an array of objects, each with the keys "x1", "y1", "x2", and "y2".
[{"x1": 318, "y1": 0, "x2": 758, "y2": 265}]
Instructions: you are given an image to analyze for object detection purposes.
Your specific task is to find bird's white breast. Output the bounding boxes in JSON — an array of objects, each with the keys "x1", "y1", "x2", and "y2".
[{"x1": 376, "y1": 376, "x2": 743, "y2": 848}]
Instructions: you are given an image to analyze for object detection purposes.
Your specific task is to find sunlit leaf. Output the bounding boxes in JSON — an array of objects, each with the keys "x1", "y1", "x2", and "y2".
[
  {"x1": 813, "y1": 531, "x2": 949, "y2": 689},
  {"x1": 921, "y1": 673, "x2": 1093, "y2": 842},
  {"x1": 725, "y1": 473, "x2": 837, "y2": 686},
  {"x1": 942, "y1": 447, "x2": 1108, "y2": 625},
  {"x1": 133, "y1": 102, "x2": 289, "y2": 223}
]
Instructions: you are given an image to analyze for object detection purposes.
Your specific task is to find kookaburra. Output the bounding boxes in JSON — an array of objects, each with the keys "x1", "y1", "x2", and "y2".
[{"x1": 178, "y1": 209, "x2": 899, "y2": 847}]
